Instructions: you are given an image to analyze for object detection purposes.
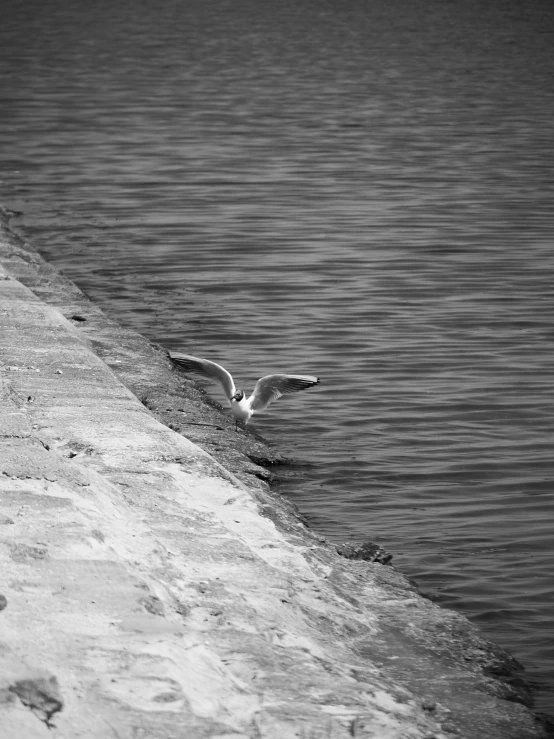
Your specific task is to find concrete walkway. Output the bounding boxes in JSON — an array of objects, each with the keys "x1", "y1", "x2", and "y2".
[{"x1": 1, "y1": 219, "x2": 550, "y2": 738}]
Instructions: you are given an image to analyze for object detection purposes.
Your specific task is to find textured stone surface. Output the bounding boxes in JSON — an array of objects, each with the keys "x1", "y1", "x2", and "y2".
[{"x1": 1, "y1": 214, "x2": 552, "y2": 738}]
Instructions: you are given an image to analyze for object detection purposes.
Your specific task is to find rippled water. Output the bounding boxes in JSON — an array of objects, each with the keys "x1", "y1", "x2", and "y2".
[{"x1": 2, "y1": 0, "x2": 554, "y2": 714}]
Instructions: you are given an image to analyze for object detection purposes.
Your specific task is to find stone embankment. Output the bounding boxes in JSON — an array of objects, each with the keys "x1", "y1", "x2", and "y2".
[{"x1": 1, "y1": 212, "x2": 551, "y2": 738}]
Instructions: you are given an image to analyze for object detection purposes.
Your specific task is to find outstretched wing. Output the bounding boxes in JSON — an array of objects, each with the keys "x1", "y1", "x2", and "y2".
[
  {"x1": 169, "y1": 352, "x2": 236, "y2": 399},
  {"x1": 249, "y1": 374, "x2": 320, "y2": 412}
]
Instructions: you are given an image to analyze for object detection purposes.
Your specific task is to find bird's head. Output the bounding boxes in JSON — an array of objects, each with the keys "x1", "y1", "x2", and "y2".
[{"x1": 232, "y1": 391, "x2": 245, "y2": 402}]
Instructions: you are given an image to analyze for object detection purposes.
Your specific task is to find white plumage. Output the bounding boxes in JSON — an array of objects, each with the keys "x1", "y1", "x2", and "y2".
[{"x1": 169, "y1": 351, "x2": 320, "y2": 428}]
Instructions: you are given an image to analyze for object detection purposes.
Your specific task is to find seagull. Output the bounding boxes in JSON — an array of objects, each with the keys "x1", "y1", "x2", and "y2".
[{"x1": 169, "y1": 352, "x2": 320, "y2": 430}]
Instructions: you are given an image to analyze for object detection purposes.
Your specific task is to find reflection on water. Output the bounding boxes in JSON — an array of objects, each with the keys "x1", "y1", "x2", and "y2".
[{"x1": 2, "y1": 0, "x2": 554, "y2": 715}]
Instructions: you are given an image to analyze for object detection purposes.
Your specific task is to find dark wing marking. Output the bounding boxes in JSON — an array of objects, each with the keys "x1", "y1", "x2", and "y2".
[{"x1": 249, "y1": 374, "x2": 320, "y2": 412}]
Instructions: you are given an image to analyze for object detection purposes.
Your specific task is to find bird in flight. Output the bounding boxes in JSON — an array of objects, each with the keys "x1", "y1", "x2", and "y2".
[{"x1": 169, "y1": 352, "x2": 320, "y2": 430}]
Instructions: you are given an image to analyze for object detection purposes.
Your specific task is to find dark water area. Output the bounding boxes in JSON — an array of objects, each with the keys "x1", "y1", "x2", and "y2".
[{"x1": 2, "y1": 0, "x2": 554, "y2": 715}]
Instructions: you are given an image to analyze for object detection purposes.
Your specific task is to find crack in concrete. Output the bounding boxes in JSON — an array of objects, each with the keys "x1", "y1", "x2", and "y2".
[{"x1": 9, "y1": 677, "x2": 63, "y2": 728}]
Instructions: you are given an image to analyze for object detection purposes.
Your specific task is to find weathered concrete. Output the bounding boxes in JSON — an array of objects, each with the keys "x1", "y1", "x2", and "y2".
[{"x1": 1, "y1": 214, "x2": 552, "y2": 738}]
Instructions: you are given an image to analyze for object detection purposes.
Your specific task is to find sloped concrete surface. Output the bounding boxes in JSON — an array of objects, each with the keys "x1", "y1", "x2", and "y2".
[{"x1": 1, "y1": 217, "x2": 551, "y2": 738}]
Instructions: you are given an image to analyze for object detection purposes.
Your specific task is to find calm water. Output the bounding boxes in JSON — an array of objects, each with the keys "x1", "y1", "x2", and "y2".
[{"x1": 1, "y1": 0, "x2": 554, "y2": 715}]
